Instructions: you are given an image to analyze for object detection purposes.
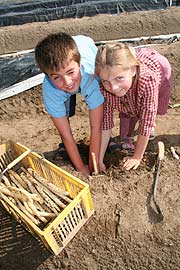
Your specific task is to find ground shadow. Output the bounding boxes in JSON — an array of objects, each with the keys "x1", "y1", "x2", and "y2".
[
  {"x1": 104, "y1": 133, "x2": 180, "y2": 168},
  {"x1": 43, "y1": 140, "x2": 89, "y2": 168},
  {"x1": 147, "y1": 133, "x2": 180, "y2": 151},
  {"x1": 146, "y1": 144, "x2": 165, "y2": 224},
  {"x1": 0, "y1": 206, "x2": 51, "y2": 270},
  {"x1": 42, "y1": 134, "x2": 180, "y2": 169},
  {"x1": 146, "y1": 190, "x2": 164, "y2": 224}
]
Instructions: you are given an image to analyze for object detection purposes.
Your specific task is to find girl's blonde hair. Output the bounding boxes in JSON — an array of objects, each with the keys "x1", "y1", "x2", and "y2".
[{"x1": 95, "y1": 42, "x2": 140, "y2": 77}]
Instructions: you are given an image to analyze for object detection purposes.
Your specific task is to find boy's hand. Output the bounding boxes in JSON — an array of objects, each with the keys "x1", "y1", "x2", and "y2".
[
  {"x1": 99, "y1": 162, "x2": 106, "y2": 172},
  {"x1": 123, "y1": 156, "x2": 141, "y2": 170},
  {"x1": 78, "y1": 165, "x2": 90, "y2": 176}
]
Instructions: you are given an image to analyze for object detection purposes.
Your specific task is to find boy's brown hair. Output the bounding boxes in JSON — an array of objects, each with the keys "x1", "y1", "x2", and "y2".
[{"x1": 35, "y1": 32, "x2": 80, "y2": 73}]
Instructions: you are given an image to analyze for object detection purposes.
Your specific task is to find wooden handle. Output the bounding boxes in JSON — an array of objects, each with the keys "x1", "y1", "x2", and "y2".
[
  {"x1": 158, "y1": 141, "x2": 165, "y2": 161},
  {"x1": 91, "y1": 152, "x2": 98, "y2": 175},
  {"x1": 7, "y1": 149, "x2": 31, "y2": 170}
]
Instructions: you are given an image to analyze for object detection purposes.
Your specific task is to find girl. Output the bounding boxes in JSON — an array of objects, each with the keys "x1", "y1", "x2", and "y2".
[{"x1": 95, "y1": 43, "x2": 172, "y2": 171}]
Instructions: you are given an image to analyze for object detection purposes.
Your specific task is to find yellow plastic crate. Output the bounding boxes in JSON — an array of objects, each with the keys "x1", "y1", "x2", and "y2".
[{"x1": 0, "y1": 141, "x2": 94, "y2": 255}]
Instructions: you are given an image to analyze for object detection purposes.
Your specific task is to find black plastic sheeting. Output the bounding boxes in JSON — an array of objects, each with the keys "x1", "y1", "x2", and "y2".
[
  {"x1": 0, "y1": 0, "x2": 179, "y2": 97},
  {"x1": 0, "y1": 52, "x2": 40, "y2": 90},
  {"x1": 1, "y1": 34, "x2": 180, "y2": 94},
  {"x1": 0, "y1": 0, "x2": 179, "y2": 27}
]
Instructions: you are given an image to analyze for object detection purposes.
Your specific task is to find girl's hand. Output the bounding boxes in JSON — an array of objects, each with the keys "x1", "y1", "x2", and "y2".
[
  {"x1": 123, "y1": 134, "x2": 148, "y2": 170},
  {"x1": 123, "y1": 156, "x2": 141, "y2": 170}
]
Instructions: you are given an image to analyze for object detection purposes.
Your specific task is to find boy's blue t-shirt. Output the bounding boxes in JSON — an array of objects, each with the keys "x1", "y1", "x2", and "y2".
[{"x1": 42, "y1": 35, "x2": 104, "y2": 118}]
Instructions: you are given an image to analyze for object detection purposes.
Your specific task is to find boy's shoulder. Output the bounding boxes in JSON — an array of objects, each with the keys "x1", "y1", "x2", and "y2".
[
  {"x1": 73, "y1": 35, "x2": 94, "y2": 44},
  {"x1": 73, "y1": 35, "x2": 97, "y2": 74},
  {"x1": 73, "y1": 35, "x2": 97, "y2": 55}
]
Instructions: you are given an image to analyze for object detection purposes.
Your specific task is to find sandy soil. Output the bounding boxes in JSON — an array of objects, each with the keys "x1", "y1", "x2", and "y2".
[
  {"x1": 0, "y1": 7, "x2": 180, "y2": 270},
  {"x1": 1, "y1": 7, "x2": 180, "y2": 55}
]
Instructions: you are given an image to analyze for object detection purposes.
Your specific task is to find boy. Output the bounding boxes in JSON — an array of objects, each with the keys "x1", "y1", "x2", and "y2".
[{"x1": 35, "y1": 32, "x2": 104, "y2": 176}]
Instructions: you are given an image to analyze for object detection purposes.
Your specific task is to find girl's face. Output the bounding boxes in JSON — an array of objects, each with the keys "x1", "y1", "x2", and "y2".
[
  {"x1": 47, "y1": 59, "x2": 81, "y2": 93},
  {"x1": 99, "y1": 66, "x2": 136, "y2": 97}
]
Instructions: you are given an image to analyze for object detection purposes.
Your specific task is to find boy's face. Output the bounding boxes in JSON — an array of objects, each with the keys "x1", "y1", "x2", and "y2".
[
  {"x1": 47, "y1": 59, "x2": 81, "y2": 93},
  {"x1": 99, "y1": 66, "x2": 136, "y2": 97}
]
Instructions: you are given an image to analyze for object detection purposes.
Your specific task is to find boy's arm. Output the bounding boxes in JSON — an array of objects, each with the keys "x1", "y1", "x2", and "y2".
[
  {"x1": 88, "y1": 104, "x2": 104, "y2": 172},
  {"x1": 52, "y1": 116, "x2": 89, "y2": 176},
  {"x1": 123, "y1": 134, "x2": 149, "y2": 170}
]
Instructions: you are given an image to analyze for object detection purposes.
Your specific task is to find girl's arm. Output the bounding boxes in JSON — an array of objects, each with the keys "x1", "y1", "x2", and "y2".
[
  {"x1": 123, "y1": 134, "x2": 149, "y2": 170},
  {"x1": 52, "y1": 116, "x2": 90, "y2": 176},
  {"x1": 99, "y1": 129, "x2": 112, "y2": 171},
  {"x1": 89, "y1": 104, "x2": 104, "y2": 173}
]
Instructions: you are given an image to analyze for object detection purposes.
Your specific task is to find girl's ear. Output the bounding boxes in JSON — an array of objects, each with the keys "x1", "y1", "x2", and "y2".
[{"x1": 131, "y1": 66, "x2": 137, "y2": 77}]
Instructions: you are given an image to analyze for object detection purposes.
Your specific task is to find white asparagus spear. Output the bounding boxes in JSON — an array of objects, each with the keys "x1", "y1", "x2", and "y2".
[
  {"x1": 27, "y1": 168, "x2": 70, "y2": 197},
  {"x1": 170, "y1": 146, "x2": 179, "y2": 160},
  {"x1": 9, "y1": 170, "x2": 55, "y2": 214},
  {"x1": 21, "y1": 169, "x2": 67, "y2": 208},
  {"x1": 1, "y1": 176, "x2": 53, "y2": 225},
  {"x1": 24, "y1": 201, "x2": 34, "y2": 215},
  {"x1": 20, "y1": 173, "x2": 44, "y2": 204},
  {"x1": 0, "y1": 185, "x2": 13, "y2": 197},
  {"x1": 2, "y1": 175, "x2": 11, "y2": 187},
  {"x1": 35, "y1": 184, "x2": 59, "y2": 215},
  {"x1": 43, "y1": 188, "x2": 66, "y2": 209},
  {"x1": 17, "y1": 200, "x2": 40, "y2": 225},
  {"x1": 8, "y1": 170, "x2": 28, "y2": 189},
  {"x1": 8, "y1": 186, "x2": 41, "y2": 202},
  {"x1": 20, "y1": 171, "x2": 68, "y2": 207},
  {"x1": 27, "y1": 200, "x2": 48, "y2": 223},
  {"x1": 9, "y1": 173, "x2": 22, "y2": 188},
  {"x1": 22, "y1": 167, "x2": 71, "y2": 207},
  {"x1": 0, "y1": 191, "x2": 40, "y2": 226},
  {"x1": 36, "y1": 211, "x2": 56, "y2": 218},
  {"x1": 8, "y1": 173, "x2": 49, "y2": 220},
  {"x1": 19, "y1": 173, "x2": 54, "y2": 213}
]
